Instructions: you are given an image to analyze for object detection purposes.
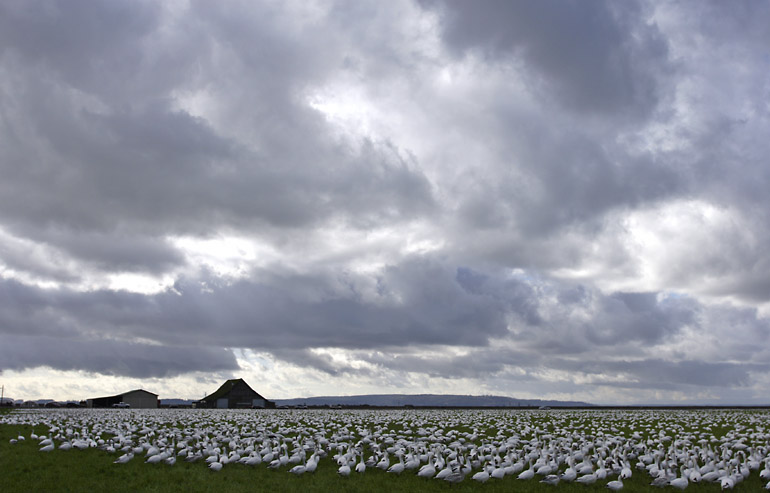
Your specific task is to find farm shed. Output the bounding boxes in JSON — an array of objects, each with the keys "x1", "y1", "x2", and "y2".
[
  {"x1": 198, "y1": 379, "x2": 274, "y2": 409},
  {"x1": 87, "y1": 389, "x2": 159, "y2": 409}
]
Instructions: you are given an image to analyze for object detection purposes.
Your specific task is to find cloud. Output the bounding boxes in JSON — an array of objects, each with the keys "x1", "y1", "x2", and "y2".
[
  {"x1": 0, "y1": 0, "x2": 434, "y2": 278},
  {"x1": 422, "y1": 0, "x2": 670, "y2": 118},
  {"x1": 0, "y1": 334, "x2": 239, "y2": 379},
  {"x1": 1, "y1": 0, "x2": 770, "y2": 404},
  {"x1": 1, "y1": 258, "x2": 767, "y2": 400}
]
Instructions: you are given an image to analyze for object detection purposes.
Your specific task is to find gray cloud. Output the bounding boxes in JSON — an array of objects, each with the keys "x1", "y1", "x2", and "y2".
[
  {"x1": 585, "y1": 359, "x2": 763, "y2": 390},
  {"x1": 0, "y1": 259, "x2": 511, "y2": 351},
  {"x1": 1, "y1": 0, "x2": 770, "y2": 403},
  {"x1": 423, "y1": 0, "x2": 670, "y2": 118},
  {"x1": 0, "y1": 334, "x2": 239, "y2": 379},
  {"x1": 1, "y1": 259, "x2": 767, "y2": 397},
  {"x1": 0, "y1": 0, "x2": 162, "y2": 100},
  {"x1": 461, "y1": 126, "x2": 686, "y2": 240},
  {"x1": 0, "y1": 0, "x2": 434, "y2": 276}
]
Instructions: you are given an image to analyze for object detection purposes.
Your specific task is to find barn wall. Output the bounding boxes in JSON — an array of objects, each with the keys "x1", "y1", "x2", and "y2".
[
  {"x1": 252, "y1": 398, "x2": 266, "y2": 408},
  {"x1": 123, "y1": 391, "x2": 158, "y2": 409},
  {"x1": 227, "y1": 381, "x2": 259, "y2": 408},
  {"x1": 89, "y1": 395, "x2": 122, "y2": 408}
]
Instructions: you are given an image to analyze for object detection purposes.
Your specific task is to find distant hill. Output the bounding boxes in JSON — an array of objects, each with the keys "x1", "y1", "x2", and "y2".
[{"x1": 274, "y1": 394, "x2": 593, "y2": 408}]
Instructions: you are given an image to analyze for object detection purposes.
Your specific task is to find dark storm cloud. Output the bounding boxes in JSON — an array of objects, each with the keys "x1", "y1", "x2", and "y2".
[
  {"x1": 0, "y1": 0, "x2": 162, "y2": 98},
  {"x1": 418, "y1": 0, "x2": 688, "y2": 272},
  {"x1": 481, "y1": 126, "x2": 684, "y2": 238},
  {"x1": 350, "y1": 347, "x2": 767, "y2": 393},
  {"x1": 0, "y1": 277, "x2": 239, "y2": 378},
  {"x1": 0, "y1": 0, "x2": 434, "y2": 277},
  {"x1": 499, "y1": 289, "x2": 698, "y2": 357},
  {"x1": 23, "y1": 229, "x2": 185, "y2": 273},
  {"x1": 0, "y1": 260, "x2": 507, "y2": 377},
  {"x1": 554, "y1": 358, "x2": 768, "y2": 390},
  {"x1": 361, "y1": 347, "x2": 538, "y2": 380},
  {"x1": 270, "y1": 348, "x2": 373, "y2": 377},
  {"x1": 0, "y1": 334, "x2": 239, "y2": 379},
  {"x1": 423, "y1": 0, "x2": 669, "y2": 117},
  {"x1": 0, "y1": 237, "x2": 80, "y2": 283},
  {"x1": 46, "y1": 259, "x2": 512, "y2": 350},
  {"x1": 589, "y1": 291, "x2": 696, "y2": 345},
  {"x1": 2, "y1": 257, "x2": 766, "y2": 393}
]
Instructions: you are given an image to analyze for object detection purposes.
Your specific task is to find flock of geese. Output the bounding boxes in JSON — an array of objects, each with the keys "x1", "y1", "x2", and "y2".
[{"x1": 5, "y1": 408, "x2": 770, "y2": 489}]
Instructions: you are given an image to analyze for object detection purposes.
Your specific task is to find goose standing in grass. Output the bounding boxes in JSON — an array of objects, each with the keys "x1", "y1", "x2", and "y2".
[
  {"x1": 289, "y1": 463, "x2": 306, "y2": 475},
  {"x1": 650, "y1": 475, "x2": 669, "y2": 488},
  {"x1": 245, "y1": 454, "x2": 262, "y2": 466},
  {"x1": 518, "y1": 460, "x2": 535, "y2": 480},
  {"x1": 595, "y1": 458, "x2": 608, "y2": 479},
  {"x1": 146, "y1": 453, "x2": 163, "y2": 464},
  {"x1": 760, "y1": 458, "x2": 770, "y2": 480},
  {"x1": 289, "y1": 456, "x2": 307, "y2": 475},
  {"x1": 355, "y1": 453, "x2": 366, "y2": 474},
  {"x1": 444, "y1": 465, "x2": 466, "y2": 485},
  {"x1": 185, "y1": 451, "x2": 203, "y2": 463},
  {"x1": 305, "y1": 454, "x2": 319, "y2": 473},
  {"x1": 376, "y1": 452, "x2": 389, "y2": 470},
  {"x1": 268, "y1": 455, "x2": 283, "y2": 469},
  {"x1": 540, "y1": 474, "x2": 560, "y2": 485},
  {"x1": 278, "y1": 445, "x2": 290, "y2": 468},
  {"x1": 461, "y1": 455, "x2": 473, "y2": 477},
  {"x1": 607, "y1": 478, "x2": 624, "y2": 491},
  {"x1": 577, "y1": 453, "x2": 594, "y2": 475},
  {"x1": 669, "y1": 465, "x2": 689, "y2": 490},
  {"x1": 435, "y1": 463, "x2": 452, "y2": 480},
  {"x1": 620, "y1": 460, "x2": 632, "y2": 479},
  {"x1": 337, "y1": 462, "x2": 351, "y2": 477},
  {"x1": 490, "y1": 463, "x2": 505, "y2": 479},
  {"x1": 387, "y1": 453, "x2": 405, "y2": 474},
  {"x1": 405, "y1": 452, "x2": 420, "y2": 471},
  {"x1": 561, "y1": 457, "x2": 578, "y2": 481},
  {"x1": 577, "y1": 473, "x2": 597, "y2": 484},
  {"x1": 471, "y1": 467, "x2": 490, "y2": 483},
  {"x1": 417, "y1": 459, "x2": 436, "y2": 478},
  {"x1": 114, "y1": 452, "x2": 133, "y2": 464},
  {"x1": 720, "y1": 473, "x2": 735, "y2": 490},
  {"x1": 506, "y1": 458, "x2": 524, "y2": 476}
]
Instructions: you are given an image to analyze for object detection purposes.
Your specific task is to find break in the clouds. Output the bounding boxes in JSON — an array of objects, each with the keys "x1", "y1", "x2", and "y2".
[{"x1": 1, "y1": 0, "x2": 769, "y2": 405}]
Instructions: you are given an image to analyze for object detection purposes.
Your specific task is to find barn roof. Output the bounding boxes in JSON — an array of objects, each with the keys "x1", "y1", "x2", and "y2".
[
  {"x1": 202, "y1": 378, "x2": 266, "y2": 402},
  {"x1": 122, "y1": 389, "x2": 158, "y2": 397},
  {"x1": 89, "y1": 388, "x2": 158, "y2": 400}
]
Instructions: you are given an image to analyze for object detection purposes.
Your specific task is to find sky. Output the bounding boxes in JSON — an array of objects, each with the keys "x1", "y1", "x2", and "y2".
[{"x1": 1, "y1": 0, "x2": 769, "y2": 405}]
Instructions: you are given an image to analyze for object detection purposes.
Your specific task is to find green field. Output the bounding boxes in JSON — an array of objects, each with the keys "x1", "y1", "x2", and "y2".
[{"x1": 1, "y1": 408, "x2": 768, "y2": 492}]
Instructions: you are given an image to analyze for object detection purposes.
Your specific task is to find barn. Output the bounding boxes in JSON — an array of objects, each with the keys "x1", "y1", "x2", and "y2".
[
  {"x1": 87, "y1": 389, "x2": 159, "y2": 409},
  {"x1": 198, "y1": 379, "x2": 274, "y2": 409}
]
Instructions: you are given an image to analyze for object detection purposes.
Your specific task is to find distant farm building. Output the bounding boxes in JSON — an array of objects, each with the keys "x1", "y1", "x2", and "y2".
[
  {"x1": 198, "y1": 379, "x2": 274, "y2": 409},
  {"x1": 87, "y1": 389, "x2": 159, "y2": 409}
]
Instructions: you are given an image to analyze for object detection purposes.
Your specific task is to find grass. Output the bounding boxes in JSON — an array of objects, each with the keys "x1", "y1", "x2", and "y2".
[{"x1": 1, "y1": 409, "x2": 767, "y2": 492}]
